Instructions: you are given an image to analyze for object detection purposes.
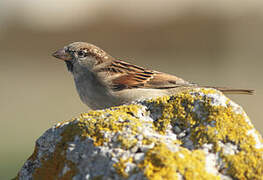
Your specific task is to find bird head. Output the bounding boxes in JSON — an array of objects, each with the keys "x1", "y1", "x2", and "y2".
[{"x1": 52, "y1": 42, "x2": 111, "y2": 72}]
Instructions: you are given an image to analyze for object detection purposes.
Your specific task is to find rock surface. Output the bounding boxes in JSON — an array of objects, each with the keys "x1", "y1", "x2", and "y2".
[{"x1": 15, "y1": 88, "x2": 263, "y2": 180}]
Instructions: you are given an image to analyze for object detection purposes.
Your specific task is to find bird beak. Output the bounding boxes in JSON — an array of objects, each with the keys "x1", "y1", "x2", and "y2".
[{"x1": 52, "y1": 48, "x2": 72, "y2": 61}]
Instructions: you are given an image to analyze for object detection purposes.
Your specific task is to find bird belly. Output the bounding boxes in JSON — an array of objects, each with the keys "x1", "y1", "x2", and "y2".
[
  {"x1": 74, "y1": 79, "x2": 121, "y2": 110},
  {"x1": 113, "y1": 88, "x2": 169, "y2": 103}
]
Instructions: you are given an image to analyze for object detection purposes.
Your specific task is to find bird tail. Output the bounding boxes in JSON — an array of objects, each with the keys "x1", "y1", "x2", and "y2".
[{"x1": 203, "y1": 86, "x2": 254, "y2": 95}]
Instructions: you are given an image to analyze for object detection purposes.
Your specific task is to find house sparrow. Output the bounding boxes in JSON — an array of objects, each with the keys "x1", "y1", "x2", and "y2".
[{"x1": 52, "y1": 42, "x2": 254, "y2": 110}]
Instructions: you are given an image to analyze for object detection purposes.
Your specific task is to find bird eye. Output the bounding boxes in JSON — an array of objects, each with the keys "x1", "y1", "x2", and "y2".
[{"x1": 77, "y1": 50, "x2": 86, "y2": 57}]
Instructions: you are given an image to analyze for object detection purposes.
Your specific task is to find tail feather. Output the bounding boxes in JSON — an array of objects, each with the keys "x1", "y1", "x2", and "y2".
[{"x1": 203, "y1": 86, "x2": 254, "y2": 95}]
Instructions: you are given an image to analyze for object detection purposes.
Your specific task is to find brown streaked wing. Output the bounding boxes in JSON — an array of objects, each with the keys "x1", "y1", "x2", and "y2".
[
  {"x1": 111, "y1": 60, "x2": 147, "y2": 72},
  {"x1": 109, "y1": 60, "x2": 192, "y2": 91}
]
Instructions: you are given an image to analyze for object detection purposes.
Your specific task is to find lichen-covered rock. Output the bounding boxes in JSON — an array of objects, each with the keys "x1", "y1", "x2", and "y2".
[{"x1": 15, "y1": 88, "x2": 263, "y2": 180}]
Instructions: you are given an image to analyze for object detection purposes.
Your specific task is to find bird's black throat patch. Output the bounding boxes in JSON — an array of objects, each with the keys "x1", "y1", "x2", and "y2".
[{"x1": 65, "y1": 61, "x2": 73, "y2": 72}]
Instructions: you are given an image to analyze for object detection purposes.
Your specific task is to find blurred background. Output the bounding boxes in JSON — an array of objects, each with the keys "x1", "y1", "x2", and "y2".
[{"x1": 1, "y1": 0, "x2": 263, "y2": 178}]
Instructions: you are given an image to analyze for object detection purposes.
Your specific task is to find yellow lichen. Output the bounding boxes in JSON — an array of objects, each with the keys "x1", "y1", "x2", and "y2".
[
  {"x1": 117, "y1": 135, "x2": 138, "y2": 149},
  {"x1": 147, "y1": 88, "x2": 263, "y2": 179},
  {"x1": 55, "y1": 104, "x2": 143, "y2": 147},
  {"x1": 139, "y1": 143, "x2": 219, "y2": 180},
  {"x1": 224, "y1": 150, "x2": 263, "y2": 179},
  {"x1": 113, "y1": 157, "x2": 133, "y2": 178}
]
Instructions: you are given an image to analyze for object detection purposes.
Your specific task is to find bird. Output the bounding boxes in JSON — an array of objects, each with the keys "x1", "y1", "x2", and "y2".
[{"x1": 52, "y1": 42, "x2": 254, "y2": 110}]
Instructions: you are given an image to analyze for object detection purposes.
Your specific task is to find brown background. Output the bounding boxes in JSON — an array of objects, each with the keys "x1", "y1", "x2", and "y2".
[{"x1": 0, "y1": 1, "x2": 262, "y2": 178}]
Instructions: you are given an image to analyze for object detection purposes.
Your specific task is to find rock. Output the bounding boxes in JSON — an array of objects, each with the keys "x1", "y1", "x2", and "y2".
[{"x1": 14, "y1": 88, "x2": 263, "y2": 180}]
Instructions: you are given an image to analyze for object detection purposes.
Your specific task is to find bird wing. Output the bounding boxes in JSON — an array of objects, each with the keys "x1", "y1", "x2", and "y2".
[{"x1": 106, "y1": 60, "x2": 192, "y2": 91}]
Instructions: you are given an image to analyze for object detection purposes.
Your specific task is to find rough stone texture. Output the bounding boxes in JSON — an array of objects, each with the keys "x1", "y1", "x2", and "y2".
[{"x1": 15, "y1": 88, "x2": 263, "y2": 180}]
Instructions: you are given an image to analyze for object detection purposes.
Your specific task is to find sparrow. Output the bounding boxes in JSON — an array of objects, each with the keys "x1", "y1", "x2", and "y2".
[{"x1": 52, "y1": 42, "x2": 254, "y2": 110}]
